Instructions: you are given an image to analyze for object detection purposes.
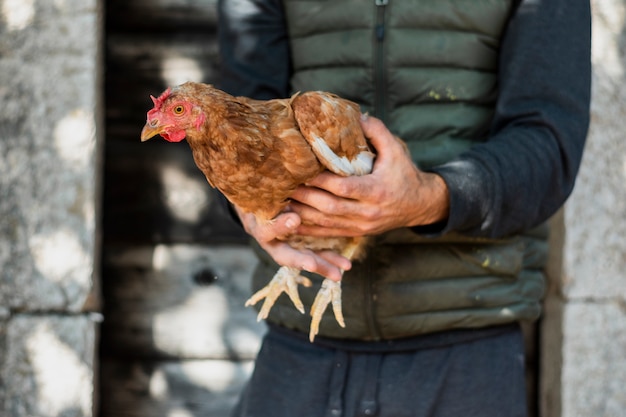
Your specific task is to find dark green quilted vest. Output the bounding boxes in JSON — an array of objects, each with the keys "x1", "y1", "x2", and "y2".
[{"x1": 252, "y1": 0, "x2": 548, "y2": 340}]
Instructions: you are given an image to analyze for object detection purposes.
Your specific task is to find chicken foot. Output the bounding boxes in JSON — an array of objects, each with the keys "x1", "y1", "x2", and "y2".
[
  {"x1": 309, "y1": 278, "x2": 344, "y2": 342},
  {"x1": 245, "y1": 266, "x2": 312, "y2": 321},
  {"x1": 244, "y1": 265, "x2": 345, "y2": 342},
  {"x1": 308, "y1": 240, "x2": 363, "y2": 342},
  {"x1": 246, "y1": 239, "x2": 363, "y2": 342}
]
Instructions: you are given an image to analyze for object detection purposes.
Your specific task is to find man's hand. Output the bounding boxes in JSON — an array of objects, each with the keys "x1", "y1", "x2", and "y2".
[
  {"x1": 235, "y1": 207, "x2": 352, "y2": 281},
  {"x1": 289, "y1": 115, "x2": 450, "y2": 237}
]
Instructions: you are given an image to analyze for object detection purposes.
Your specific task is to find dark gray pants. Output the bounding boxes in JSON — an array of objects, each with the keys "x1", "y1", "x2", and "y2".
[{"x1": 232, "y1": 324, "x2": 527, "y2": 417}]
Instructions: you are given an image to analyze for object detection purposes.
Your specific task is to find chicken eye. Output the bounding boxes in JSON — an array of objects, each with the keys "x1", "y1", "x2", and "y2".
[{"x1": 173, "y1": 105, "x2": 185, "y2": 115}]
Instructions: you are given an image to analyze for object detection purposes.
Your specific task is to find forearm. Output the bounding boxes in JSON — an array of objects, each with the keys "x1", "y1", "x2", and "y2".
[{"x1": 428, "y1": 0, "x2": 591, "y2": 238}]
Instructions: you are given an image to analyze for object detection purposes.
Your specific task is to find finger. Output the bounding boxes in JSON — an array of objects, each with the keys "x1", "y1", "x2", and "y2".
[
  {"x1": 295, "y1": 223, "x2": 361, "y2": 238},
  {"x1": 296, "y1": 250, "x2": 344, "y2": 281},
  {"x1": 252, "y1": 212, "x2": 301, "y2": 242},
  {"x1": 316, "y1": 250, "x2": 352, "y2": 272},
  {"x1": 360, "y1": 114, "x2": 391, "y2": 150},
  {"x1": 288, "y1": 199, "x2": 364, "y2": 233},
  {"x1": 303, "y1": 256, "x2": 344, "y2": 282},
  {"x1": 290, "y1": 184, "x2": 334, "y2": 207},
  {"x1": 302, "y1": 172, "x2": 356, "y2": 197},
  {"x1": 272, "y1": 212, "x2": 302, "y2": 237},
  {"x1": 360, "y1": 114, "x2": 406, "y2": 158},
  {"x1": 299, "y1": 173, "x2": 369, "y2": 201},
  {"x1": 290, "y1": 188, "x2": 357, "y2": 218},
  {"x1": 263, "y1": 243, "x2": 345, "y2": 281}
]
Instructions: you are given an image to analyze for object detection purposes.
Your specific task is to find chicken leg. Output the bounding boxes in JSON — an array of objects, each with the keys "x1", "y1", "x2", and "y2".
[
  {"x1": 245, "y1": 265, "x2": 345, "y2": 342},
  {"x1": 307, "y1": 239, "x2": 363, "y2": 341},
  {"x1": 245, "y1": 266, "x2": 313, "y2": 321},
  {"x1": 308, "y1": 278, "x2": 344, "y2": 341},
  {"x1": 246, "y1": 238, "x2": 366, "y2": 341}
]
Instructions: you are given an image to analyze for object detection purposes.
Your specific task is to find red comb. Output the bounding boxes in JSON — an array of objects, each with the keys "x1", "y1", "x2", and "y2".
[
  {"x1": 147, "y1": 87, "x2": 171, "y2": 118},
  {"x1": 150, "y1": 87, "x2": 171, "y2": 109}
]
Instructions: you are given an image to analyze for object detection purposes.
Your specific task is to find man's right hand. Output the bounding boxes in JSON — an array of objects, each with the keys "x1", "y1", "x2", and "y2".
[{"x1": 235, "y1": 207, "x2": 352, "y2": 282}]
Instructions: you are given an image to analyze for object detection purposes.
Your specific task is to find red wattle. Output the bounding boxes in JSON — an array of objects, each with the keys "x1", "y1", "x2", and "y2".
[{"x1": 161, "y1": 130, "x2": 186, "y2": 142}]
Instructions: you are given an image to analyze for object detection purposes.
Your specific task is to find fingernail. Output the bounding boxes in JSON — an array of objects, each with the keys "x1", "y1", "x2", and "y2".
[
  {"x1": 360, "y1": 112, "x2": 369, "y2": 121},
  {"x1": 285, "y1": 218, "x2": 296, "y2": 229}
]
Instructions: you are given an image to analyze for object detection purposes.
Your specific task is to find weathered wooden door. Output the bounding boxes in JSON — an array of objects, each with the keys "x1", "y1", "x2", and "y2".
[{"x1": 100, "y1": 2, "x2": 265, "y2": 416}]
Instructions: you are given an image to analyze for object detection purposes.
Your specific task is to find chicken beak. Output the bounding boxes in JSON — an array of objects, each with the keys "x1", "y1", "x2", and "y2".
[{"x1": 140, "y1": 122, "x2": 163, "y2": 142}]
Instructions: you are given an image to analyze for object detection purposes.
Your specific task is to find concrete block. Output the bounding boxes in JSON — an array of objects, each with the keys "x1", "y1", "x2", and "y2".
[
  {"x1": 562, "y1": 0, "x2": 626, "y2": 301},
  {"x1": 0, "y1": 0, "x2": 102, "y2": 311},
  {"x1": 0, "y1": 315, "x2": 97, "y2": 417},
  {"x1": 561, "y1": 302, "x2": 626, "y2": 417},
  {"x1": 541, "y1": 2, "x2": 626, "y2": 416}
]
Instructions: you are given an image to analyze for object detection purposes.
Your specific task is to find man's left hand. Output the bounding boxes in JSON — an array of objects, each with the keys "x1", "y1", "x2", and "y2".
[{"x1": 289, "y1": 115, "x2": 450, "y2": 237}]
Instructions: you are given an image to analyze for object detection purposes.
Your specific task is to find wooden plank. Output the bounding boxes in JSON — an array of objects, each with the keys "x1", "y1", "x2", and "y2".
[
  {"x1": 101, "y1": 2, "x2": 258, "y2": 416},
  {"x1": 102, "y1": 139, "x2": 247, "y2": 244},
  {"x1": 107, "y1": 0, "x2": 218, "y2": 32},
  {"x1": 99, "y1": 358, "x2": 251, "y2": 417},
  {"x1": 105, "y1": 33, "x2": 220, "y2": 136},
  {"x1": 101, "y1": 245, "x2": 266, "y2": 360},
  {"x1": 104, "y1": 0, "x2": 223, "y2": 244},
  {"x1": 104, "y1": 31, "x2": 229, "y2": 244}
]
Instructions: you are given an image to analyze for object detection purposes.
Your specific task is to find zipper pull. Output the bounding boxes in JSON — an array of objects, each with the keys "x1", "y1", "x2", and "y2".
[{"x1": 375, "y1": 0, "x2": 387, "y2": 40}]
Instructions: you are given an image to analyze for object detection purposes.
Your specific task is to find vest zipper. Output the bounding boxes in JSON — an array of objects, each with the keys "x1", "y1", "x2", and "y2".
[
  {"x1": 374, "y1": 0, "x2": 388, "y2": 123},
  {"x1": 361, "y1": 0, "x2": 388, "y2": 341}
]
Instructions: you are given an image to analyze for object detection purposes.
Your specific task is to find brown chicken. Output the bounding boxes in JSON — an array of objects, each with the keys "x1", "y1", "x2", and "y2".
[{"x1": 140, "y1": 82, "x2": 374, "y2": 341}]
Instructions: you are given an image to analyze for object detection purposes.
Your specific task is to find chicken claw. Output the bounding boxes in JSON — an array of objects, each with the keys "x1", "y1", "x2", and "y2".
[
  {"x1": 309, "y1": 278, "x2": 345, "y2": 342},
  {"x1": 245, "y1": 266, "x2": 312, "y2": 321}
]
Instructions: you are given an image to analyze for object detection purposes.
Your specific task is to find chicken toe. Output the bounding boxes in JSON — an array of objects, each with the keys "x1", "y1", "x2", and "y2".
[
  {"x1": 309, "y1": 278, "x2": 345, "y2": 342},
  {"x1": 245, "y1": 266, "x2": 312, "y2": 321}
]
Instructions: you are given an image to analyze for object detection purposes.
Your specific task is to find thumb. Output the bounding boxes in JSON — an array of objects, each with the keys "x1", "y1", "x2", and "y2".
[
  {"x1": 258, "y1": 211, "x2": 301, "y2": 242},
  {"x1": 359, "y1": 114, "x2": 404, "y2": 158},
  {"x1": 237, "y1": 209, "x2": 301, "y2": 242},
  {"x1": 274, "y1": 211, "x2": 301, "y2": 234}
]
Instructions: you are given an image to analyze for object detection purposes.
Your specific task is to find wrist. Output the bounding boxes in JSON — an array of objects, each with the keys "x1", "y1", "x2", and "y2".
[
  {"x1": 409, "y1": 171, "x2": 450, "y2": 227},
  {"x1": 427, "y1": 173, "x2": 450, "y2": 225}
]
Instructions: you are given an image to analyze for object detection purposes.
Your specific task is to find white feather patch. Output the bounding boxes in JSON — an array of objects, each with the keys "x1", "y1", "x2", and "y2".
[{"x1": 311, "y1": 136, "x2": 374, "y2": 176}]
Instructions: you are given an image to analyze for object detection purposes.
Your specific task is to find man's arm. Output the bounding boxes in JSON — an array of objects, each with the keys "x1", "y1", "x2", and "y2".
[
  {"x1": 429, "y1": 0, "x2": 592, "y2": 237},
  {"x1": 290, "y1": 0, "x2": 591, "y2": 239}
]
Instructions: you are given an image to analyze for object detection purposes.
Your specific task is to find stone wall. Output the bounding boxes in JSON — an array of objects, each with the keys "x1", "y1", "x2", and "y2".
[
  {"x1": 540, "y1": 1, "x2": 626, "y2": 416},
  {"x1": 0, "y1": 1, "x2": 102, "y2": 416}
]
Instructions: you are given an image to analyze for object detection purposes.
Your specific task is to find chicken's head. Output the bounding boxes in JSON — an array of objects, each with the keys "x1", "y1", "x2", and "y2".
[{"x1": 140, "y1": 87, "x2": 206, "y2": 143}]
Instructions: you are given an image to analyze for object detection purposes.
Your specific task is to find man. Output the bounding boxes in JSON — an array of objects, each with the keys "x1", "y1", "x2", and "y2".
[{"x1": 217, "y1": 0, "x2": 591, "y2": 416}]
